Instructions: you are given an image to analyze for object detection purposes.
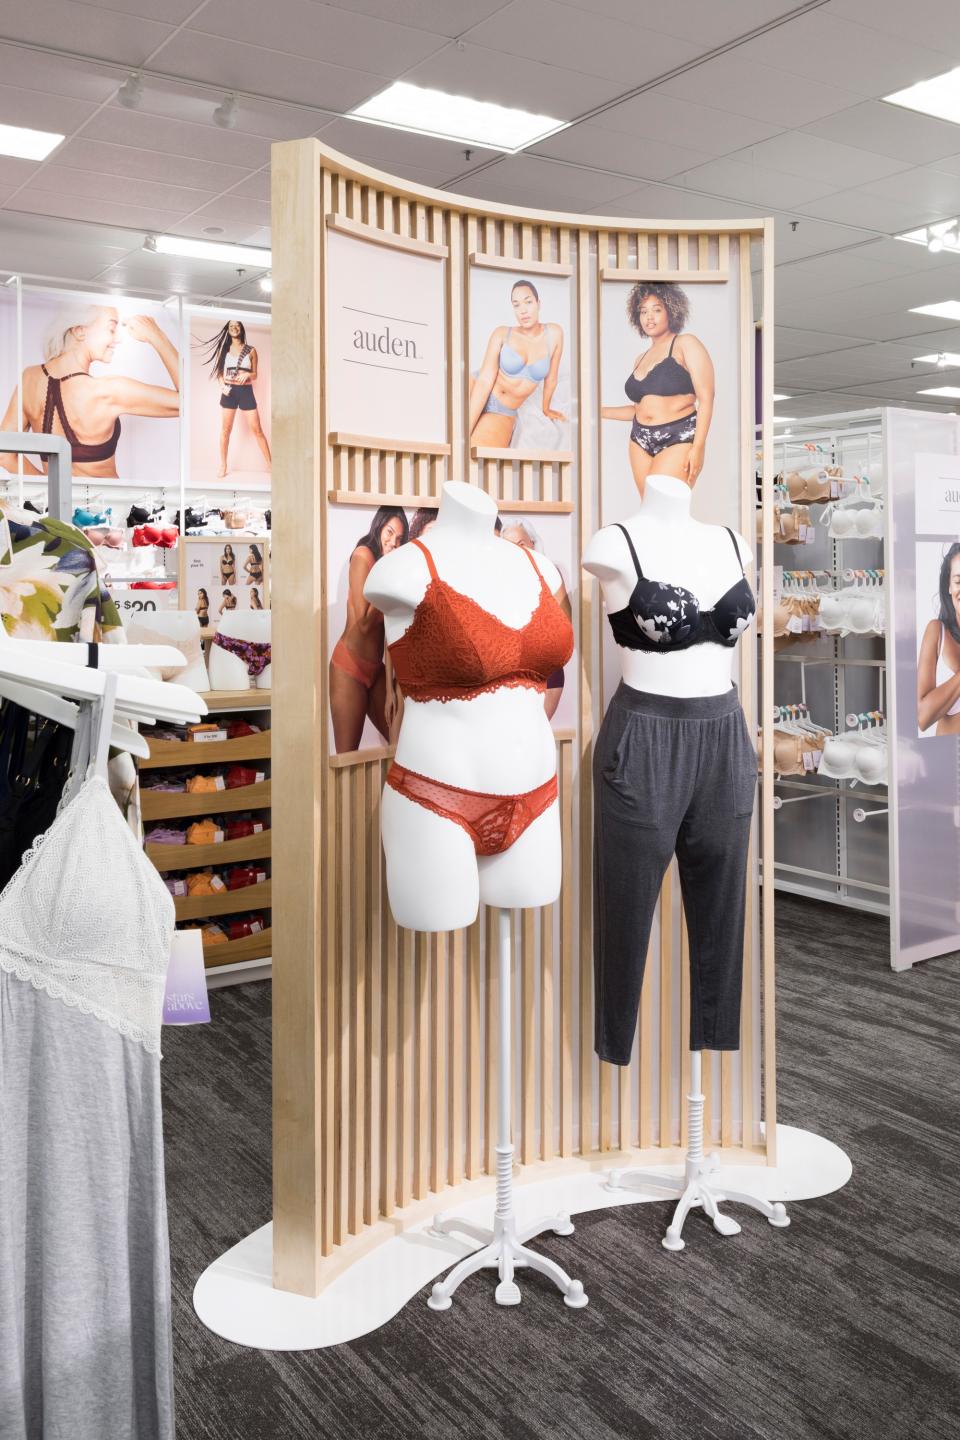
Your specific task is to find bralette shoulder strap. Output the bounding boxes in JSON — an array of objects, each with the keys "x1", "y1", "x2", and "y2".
[
  {"x1": 615, "y1": 523, "x2": 644, "y2": 580},
  {"x1": 517, "y1": 542, "x2": 549, "y2": 590},
  {"x1": 724, "y1": 527, "x2": 745, "y2": 575},
  {"x1": 411, "y1": 537, "x2": 440, "y2": 582},
  {"x1": 668, "y1": 334, "x2": 677, "y2": 358}
]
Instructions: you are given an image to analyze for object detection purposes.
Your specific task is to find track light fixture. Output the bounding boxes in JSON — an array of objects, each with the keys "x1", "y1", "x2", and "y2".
[
  {"x1": 259, "y1": 274, "x2": 272, "y2": 295},
  {"x1": 117, "y1": 72, "x2": 143, "y2": 110},
  {"x1": 213, "y1": 93, "x2": 238, "y2": 130}
]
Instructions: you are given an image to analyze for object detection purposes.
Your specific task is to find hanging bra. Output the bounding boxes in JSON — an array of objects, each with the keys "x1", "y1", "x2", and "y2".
[
  {"x1": 388, "y1": 539, "x2": 574, "y2": 704},
  {"x1": 624, "y1": 336, "x2": 693, "y2": 403},
  {"x1": 818, "y1": 586, "x2": 884, "y2": 637},
  {"x1": 786, "y1": 468, "x2": 841, "y2": 504},
  {"x1": 820, "y1": 502, "x2": 884, "y2": 541},
  {"x1": 606, "y1": 524, "x2": 756, "y2": 652},
  {"x1": 498, "y1": 329, "x2": 551, "y2": 383},
  {"x1": 42, "y1": 366, "x2": 121, "y2": 463}
]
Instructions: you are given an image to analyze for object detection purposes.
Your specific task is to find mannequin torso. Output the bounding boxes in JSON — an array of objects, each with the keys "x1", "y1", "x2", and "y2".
[
  {"x1": 365, "y1": 483, "x2": 567, "y2": 930},
  {"x1": 583, "y1": 474, "x2": 752, "y2": 698}
]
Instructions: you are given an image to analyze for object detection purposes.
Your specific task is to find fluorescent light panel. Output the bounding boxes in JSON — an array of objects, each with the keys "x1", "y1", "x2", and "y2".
[
  {"x1": 182, "y1": 303, "x2": 271, "y2": 324},
  {"x1": 886, "y1": 66, "x2": 960, "y2": 125},
  {"x1": 919, "y1": 386, "x2": 960, "y2": 398},
  {"x1": 348, "y1": 81, "x2": 568, "y2": 153},
  {"x1": 896, "y1": 220, "x2": 960, "y2": 254},
  {"x1": 0, "y1": 123, "x2": 63, "y2": 160},
  {"x1": 911, "y1": 300, "x2": 960, "y2": 321},
  {"x1": 772, "y1": 393, "x2": 791, "y2": 401},
  {"x1": 774, "y1": 416, "x2": 797, "y2": 423},
  {"x1": 150, "y1": 235, "x2": 271, "y2": 267},
  {"x1": 914, "y1": 352, "x2": 960, "y2": 365}
]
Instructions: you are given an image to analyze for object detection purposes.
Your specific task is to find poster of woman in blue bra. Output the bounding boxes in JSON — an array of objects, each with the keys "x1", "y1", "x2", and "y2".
[
  {"x1": 468, "y1": 267, "x2": 572, "y2": 454},
  {"x1": 0, "y1": 287, "x2": 180, "y2": 482},
  {"x1": 601, "y1": 281, "x2": 717, "y2": 500}
]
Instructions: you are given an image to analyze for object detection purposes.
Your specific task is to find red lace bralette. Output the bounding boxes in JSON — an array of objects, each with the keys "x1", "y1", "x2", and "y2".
[{"x1": 388, "y1": 538, "x2": 574, "y2": 704}]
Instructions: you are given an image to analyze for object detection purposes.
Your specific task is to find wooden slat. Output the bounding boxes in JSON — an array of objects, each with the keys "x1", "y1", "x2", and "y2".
[
  {"x1": 761, "y1": 217, "x2": 778, "y2": 1166},
  {"x1": 146, "y1": 828, "x2": 271, "y2": 872},
  {"x1": 196, "y1": 689, "x2": 272, "y2": 711},
  {"x1": 174, "y1": 879, "x2": 271, "y2": 922},
  {"x1": 349, "y1": 767, "x2": 366, "y2": 1235},
  {"x1": 659, "y1": 869, "x2": 673, "y2": 1147},
  {"x1": 335, "y1": 771, "x2": 350, "y2": 1244},
  {"x1": 140, "y1": 779, "x2": 271, "y2": 821},
  {"x1": 202, "y1": 926, "x2": 272, "y2": 967},
  {"x1": 469, "y1": 250, "x2": 574, "y2": 276},
  {"x1": 598, "y1": 268, "x2": 730, "y2": 284},
  {"x1": 521, "y1": 908, "x2": 536, "y2": 1164},
  {"x1": 365, "y1": 764, "x2": 382, "y2": 1226},
  {"x1": 470, "y1": 446, "x2": 574, "y2": 464},
  {"x1": 328, "y1": 432, "x2": 451, "y2": 456},
  {"x1": 327, "y1": 489, "x2": 573, "y2": 514},
  {"x1": 140, "y1": 730, "x2": 270, "y2": 768},
  {"x1": 325, "y1": 211, "x2": 449, "y2": 258},
  {"x1": 576, "y1": 227, "x2": 594, "y2": 1159}
]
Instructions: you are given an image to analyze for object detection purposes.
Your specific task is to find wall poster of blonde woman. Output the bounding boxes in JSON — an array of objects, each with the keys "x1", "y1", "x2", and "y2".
[
  {"x1": 468, "y1": 263, "x2": 573, "y2": 456},
  {"x1": 326, "y1": 501, "x2": 574, "y2": 755},
  {"x1": 599, "y1": 274, "x2": 740, "y2": 527},
  {"x1": 0, "y1": 287, "x2": 180, "y2": 481},
  {"x1": 189, "y1": 313, "x2": 271, "y2": 485}
]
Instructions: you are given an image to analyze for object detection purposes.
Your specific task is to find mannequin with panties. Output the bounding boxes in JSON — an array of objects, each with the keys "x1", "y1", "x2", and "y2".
[
  {"x1": 585, "y1": 473, "x2": 788, "y2": 1247},
  {"x1": 208, "y1": 609, "x2": 271, "y2": 691},
  {"x1": 365, "y1": 481, "x2": 586, "y2": 1312}
]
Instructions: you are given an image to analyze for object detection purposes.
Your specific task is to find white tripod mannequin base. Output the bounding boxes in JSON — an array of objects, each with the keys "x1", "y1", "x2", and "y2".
[
  {"x1": 427, "y1": 913, "x2": 587, "y2": 1314},
  {"x1": 607, "y1": 1056, "x2": 790, "y2": 1252}
]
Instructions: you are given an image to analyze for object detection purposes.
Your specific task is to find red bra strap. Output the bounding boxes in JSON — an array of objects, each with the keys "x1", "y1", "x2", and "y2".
[
  {"x1": 411, "y1": 538, "x2": 439, "y2": 582},
  {"x1": 518, "y1": 543, "x2": 548, "y2": 590}
]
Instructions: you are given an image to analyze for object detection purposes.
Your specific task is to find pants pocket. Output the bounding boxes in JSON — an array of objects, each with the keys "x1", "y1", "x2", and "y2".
[
  {"x1": 731, "y1": 712, "x2": 759, "y2": 817},
  {"x1": 599, "y1": 714, "x2": 662, "y2": 828}
]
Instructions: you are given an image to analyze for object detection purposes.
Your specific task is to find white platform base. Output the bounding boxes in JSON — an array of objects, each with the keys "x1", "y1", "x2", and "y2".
[{"x1": 193, "y1": 1123, "x2": 851, "y2": 1351}]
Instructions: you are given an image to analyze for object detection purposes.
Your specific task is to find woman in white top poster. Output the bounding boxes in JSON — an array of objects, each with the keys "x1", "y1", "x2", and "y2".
[
  {"x1": 200, "y1": 320, "x2": 271, "y2": 477},
  {"x1": 918, "y1": 542, "x2": 960, "y2": 736}
]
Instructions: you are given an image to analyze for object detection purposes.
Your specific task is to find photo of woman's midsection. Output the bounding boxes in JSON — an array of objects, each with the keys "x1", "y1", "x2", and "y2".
[
  {"x1": 633, "y1": 392, "x2": 696, "y2": 426},
  {"x1": 488, "y1": 374, "x2": 539, "y2": 415},
  {"x1": 395, "y1": 688, "x2": 557, "y2": 792}
]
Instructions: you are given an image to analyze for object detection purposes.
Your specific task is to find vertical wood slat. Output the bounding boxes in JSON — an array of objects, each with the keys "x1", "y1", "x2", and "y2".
[
  {"x1": 658, "y1": 869, "x2": 673, "y2": 1147},
  {"x1": 761, "y1": 218, "x2": 778, "y2": 1165},
  {"x1": 349, "y1": 766, "x2": 366, "y2": 1235},
  {"x1": 521, "y1": 909, "x2": 536, "y2": 1164},
  {"x1": 365, "y1": 765, "x2": 381, "y2": 1226},
  {"x1": 577, "y1": 228, "x2": 594, "y2": 1157},
  {"x1": 559, "y1": 740, "x2": 575, "y2": 1157},
  {"x1": 336, "y1": 770, "x2": 350, "y2": 1243}
]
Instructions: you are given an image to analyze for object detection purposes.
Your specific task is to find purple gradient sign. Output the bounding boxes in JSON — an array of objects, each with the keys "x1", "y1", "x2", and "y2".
[{"x1": 163, "y1": 930, "x2": 211, "y2": 1025}]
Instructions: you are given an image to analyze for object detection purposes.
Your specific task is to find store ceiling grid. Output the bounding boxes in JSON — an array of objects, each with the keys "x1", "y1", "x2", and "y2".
[{"x1": 3, "y1": 0, "x2": 960, "y2": 412}]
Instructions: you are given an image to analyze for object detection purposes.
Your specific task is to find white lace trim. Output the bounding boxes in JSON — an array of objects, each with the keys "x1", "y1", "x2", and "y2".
[{"x1": 0, "y1": 949, "x2": 163, "y2": 1056}]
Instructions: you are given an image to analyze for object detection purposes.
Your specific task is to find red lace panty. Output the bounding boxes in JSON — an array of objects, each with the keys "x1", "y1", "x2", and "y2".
[{"x1": 386, "y1": 763, "x2": 557, "y2": 857}]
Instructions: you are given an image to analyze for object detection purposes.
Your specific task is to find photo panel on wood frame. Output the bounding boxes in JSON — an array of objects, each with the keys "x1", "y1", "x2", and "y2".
[
  {"x1": 468, "y1": 260, "x2": 574, "y2": 460},
  {"x1": 599, "y1": 274, "x2": 739, "y2": 528},
  {"x1": 326, "y1": 498, "x2": 575, "y2": 756},
  {"x1": 324, "y1": 221, "x2": 448, "y2": 449},
  {"x1": 0, "y1": 285, "x2": 180, "y2": 483},
  {"x1": 183, "y1": 538, "x2": 268, "y2": 633}
]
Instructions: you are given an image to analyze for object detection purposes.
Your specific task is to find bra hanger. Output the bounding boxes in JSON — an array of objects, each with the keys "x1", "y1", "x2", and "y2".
[
  {"x1": 0, "y1": 675, "x2": 150, "y2": 760},
  {"x1": 0, "y1": 647, "x2": 205, "y2": 728}
]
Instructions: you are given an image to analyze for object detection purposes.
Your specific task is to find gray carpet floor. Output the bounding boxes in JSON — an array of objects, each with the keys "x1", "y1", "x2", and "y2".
[{"x1": 162, "y1": 895, "x2": 960, "y2": 1440}]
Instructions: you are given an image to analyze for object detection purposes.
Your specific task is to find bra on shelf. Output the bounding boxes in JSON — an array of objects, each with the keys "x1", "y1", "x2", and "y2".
[
  {"x1": 607, "y1": 524, "x2": 755, "y2": 652},
  {"x1": 388, "y1": 539, "x2": 573, "y2": 703}
]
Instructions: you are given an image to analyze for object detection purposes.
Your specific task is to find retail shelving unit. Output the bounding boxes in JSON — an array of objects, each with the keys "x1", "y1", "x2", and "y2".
[
  {"x1": 140, "y1": 691, "x2": 273, "y2": 975},
  {"x1": 761, "y1": 411, "x2": 889, "y2": 914}
]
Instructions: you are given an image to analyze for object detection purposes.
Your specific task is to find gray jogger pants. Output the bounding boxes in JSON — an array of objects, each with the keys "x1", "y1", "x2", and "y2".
[{"x1": 593, "y1": 681, "x2": 757, "y2": 1064}]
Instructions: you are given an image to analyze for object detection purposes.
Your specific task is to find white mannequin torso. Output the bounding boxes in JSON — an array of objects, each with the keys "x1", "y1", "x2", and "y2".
[
  {"x1": 365, "y1": 482, "x2": 566, "y2": 931},
  {"x1": 583, "y1": 475, "x2": 752, "y2": 699},
  {"x1": 207, "y1": 608, "x2": 271, "y2": 690}
]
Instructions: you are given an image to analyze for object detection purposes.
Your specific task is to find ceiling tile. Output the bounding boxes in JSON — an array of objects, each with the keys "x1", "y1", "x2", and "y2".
[
  {"x1": 773, "y1": 327, "x2": 875, "y2": 360},
  {"x1": 590, "y1": 93, "x2": 784, "y2": 156},
  {"x1": 859, "y1": 166, "x2": 960, "y2": 215},
  {"x1": 228, "y1": 171, "x2": 271, "y2": 202},
  {"x1": 828, "y1": 1, "x2": 960, "y2": 62},
  {"x1": 741, "y1": 132, "x2": 910, "y2": 188},
  {"x1": 559, "y1": 0, "x2": 800, "y2": 48},
  {"x1": 321, "y1": 0, "x2": 508, "y2": 35},
  {"x1": 191, "y1": 0, "x2": 445, "y2": 75},
  {"x1": 795, "y1": 187, "x2": 947, "y2": 234},
  {"x1": 773, "y1": 214, "x2": 879, "y2": 262},
  {"x1": 668, "y1": 156, "x2": 838, "y2": 211},
  {"x1": 403, "y1": 36, "x2": 624, "y2": 120},
  {"x1": 154, "y1": 31, "x2": 382, "y2": 113},
  {"x1": 53, "y1": 137, "x2": 250, "y2": 192},
  {"x1": 459, "y1": 154, "x2": 639, "y2": 209},
  {"x1": 587, "y1": 184, "x2": 762, "y2": 223},
  {"x1": 17, "y1": 163, "x2": 212, "y2": 213},
  {"x1": 83, "y1": 109, "x2": 272, "y2": 167},
  {"x1": 459, "y1": 0, "x2": 704, "y2": 86},
  {"x1": 802, "y1": 101, "x2": 960, "y2": 165},
  {"x1": 318, "y1": 115, "x2": 499, "y2": 177},
  {"x1": 0, "y1": 83, "x2": 97, "y2": 135},
  {"x1": 0, "y1": 0, "x2": 173, "y2": 67},
  {"x1": 12, "y1": 191, "x2": 188, "y2": 232},
  {"x1": 175, "y1": 194, "x2": 272, "y2": 228},
  {"x1": 122, "y1": 81, "x2": 318, "y2": 142},
  {"x1": 0, "y1": 43, "x2": 118, "y2": 103},
  {"x1": 87, "y1": 0, "x2": 200, "y2": 20},
  {"x1": 657, "y1": 54, "x2": 858, "y2": 128},
  {"x1": 0, "y1": 156, "x2": 38, "y2": 187},
  {"x1": 740, "y1": 12, "x2": 950, "y2": 98},
  {"x1": 776, "y1": 248, "x2": 923, "y2": 298},
  {"x1": 530, "y1": 123, "x2": 712, "y2": 184}
]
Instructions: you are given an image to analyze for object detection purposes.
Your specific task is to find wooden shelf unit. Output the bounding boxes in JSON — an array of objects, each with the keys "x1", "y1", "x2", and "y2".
[{"x1": 140, "y1": 694, "x2": 273, "y2": 969}]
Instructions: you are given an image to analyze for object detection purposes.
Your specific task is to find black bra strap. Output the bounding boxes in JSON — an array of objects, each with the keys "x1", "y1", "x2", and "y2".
[
  {"x1": 668, "y1": 334, "x2": 677, "y2": 357},
  {"x1": 615, "y1": 523, "x2": 644, "y2": 579},
  {"x1": 724, "y1": 527, "x2": 745, "y2": 575}
]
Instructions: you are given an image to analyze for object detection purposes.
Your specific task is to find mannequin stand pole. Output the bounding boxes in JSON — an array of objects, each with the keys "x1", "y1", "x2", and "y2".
[
  {"x1": 606, "y1": 1053, "x2": 790, "y2": 1251},
  {"x1": 427, "y1": 910, "x2": 588, "y2": 1311}
]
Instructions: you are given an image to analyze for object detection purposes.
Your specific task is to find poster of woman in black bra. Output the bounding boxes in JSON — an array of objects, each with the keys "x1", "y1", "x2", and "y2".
[
  {"x1": 601, "y1": 280, "x2": 719, "y2": 501},
  {"x1": 0, "y1": 291, "x2": 180, "y2": 480},
  {"x1": 468, "y1": 265, "x2": 572, "y2": 455}
]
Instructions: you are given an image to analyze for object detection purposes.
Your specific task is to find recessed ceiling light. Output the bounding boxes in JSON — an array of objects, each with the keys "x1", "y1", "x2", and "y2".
[
  {"x1": 886, "y1": 66, "x2": 960, "y2": 126},
  {"x1": 918, "y1": 386, "x2": 960, "y2": 398},
  {"x1": 914, "y1": 352, "x2": 960, "y2": 366},
  {"x1": 143, "y1": 234, "x2": 272, "y2": 267},
  {"x1": 202, "y1": 226, "x2": 225, "y2": 236},
  {"x1": 0, "y1": 123, "x2": 64, "y2": 161},
  {"x1": 348, "y1": 80, "x2": 568, "y2": 153},
  {"x1": 910, "y1": 300, "x2": 960, "y2": 321}
]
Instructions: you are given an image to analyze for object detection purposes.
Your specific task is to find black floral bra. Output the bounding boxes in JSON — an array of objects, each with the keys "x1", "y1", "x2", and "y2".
[{"x1": 606, "y1": 523, "x2": 756, "y2": 652}]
